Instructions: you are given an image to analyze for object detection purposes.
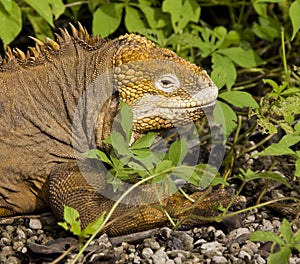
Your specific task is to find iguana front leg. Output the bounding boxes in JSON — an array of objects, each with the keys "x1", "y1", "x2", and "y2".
[{"x1": 45, "y1": 162, "x2": 235, "y2": 236}]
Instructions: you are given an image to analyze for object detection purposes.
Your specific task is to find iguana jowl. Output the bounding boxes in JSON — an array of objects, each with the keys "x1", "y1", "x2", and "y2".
[{"x1": 0, "y1": 24, "x2": 230, "y2": 236}]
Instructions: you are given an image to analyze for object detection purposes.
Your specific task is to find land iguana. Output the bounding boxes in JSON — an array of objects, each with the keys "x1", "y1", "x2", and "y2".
[{"x1": 0, "y1": 24, "x2": 233, "y2": 236}]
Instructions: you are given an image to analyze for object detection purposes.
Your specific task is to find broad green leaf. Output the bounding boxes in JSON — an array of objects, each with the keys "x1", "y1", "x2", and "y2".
[
  {"x1": 125, "y1": 6, "x2": 147, "y2": 32},
  {"x1": 0, "y1": 1, "x2": 22, "y2": 47},
  {"x1": 139, "y1": 5, "x2": 169, "y2": 29},
  {"x1": 48, "y1": 0, "x2": 65, "y2": 19},
  {"x1": 290, "y1": 0, "x2": 300, "y2": 40},
  {"x1": 178, "y1": 0, "x2": 200, "y2": 30},
  {"x1": 211, "y1": 53, "x2": 237, "y2": 90},
  {"x1": 252, "y1": 0, "x2": 267, "y2": 17},
  {"x1": 155, "y1": 160, "x2": 173, "y2": 174},
  {"x1": 213, "y1": 101, "x2": 237, "y2": 137},
  {"x1": 59, "y1": 206, "x2": 82, "y2": 236},
  {"x1": 295, "y1": 151, "x2": 300, "y2": 177},
  {"x1": 172, "y1": 166, "x2": 195, "y2": 181},
  {"x1": 192, "y1": 164, "x2": 220, "y2": 189},
  {"x1": 110, "y1": 131, "x2": 130, "y2": 156},
  {"x1": 268, "y1": 247, "x2": 291, "y2": 264},
  {"x1": 1, "y1": 0, "x2": 13, "y2": 12},
  {"x1": 292, "y1": 230, "x2": 300, "y2": 251},
  {"x1": 250, "y1": 231, "x2": 284, "y2": 245},
  {"x1": 168, "y1": 138, "x2": 188, "y2": 166},
  {"x1": 280, "y1": 219, "x2": 293, "y2": 243},
  {"x1": 218, "y1": 47, "x2": 265, "y2": 68},
  {"x1": 120, "y1": 103, "x2": 133, "y2": 141},
  {"x1": 243, "y1": 171, "x2": 291, "y2": 188},
  {"x1": 93, "y1": 3, "x2": 123, "y2": 37},
  {"x1": 131, "y1": 132, "x2": 156, "y2": 149},
  {"x1": 82, "y1": 149, "x2": 112, "y2": 166},
  {"x1": 259, "y1": 134, "x2": 300, "y2": 156},
  {"x1": 258, "y1": 144, "x2": 295, "y2": 156},
  {"x1": 83, "y1": 211, "x2": 106, "y2": 237},
  {"x1": 23, "y1": 0, "x2": 54, "y2": 26},
  {"x1": 162, "y1": 0, "x2": 182, "y2": 31},
  {"x1": 218, "y1": 91, "x2": 259, "y2": 109},
  {"x1": 252, "y1": 16, "x2": 281, "y2": 41}
]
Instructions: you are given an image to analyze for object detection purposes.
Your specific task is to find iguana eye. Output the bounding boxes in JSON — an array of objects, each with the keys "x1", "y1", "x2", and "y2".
[{"x1": 155, "y1": 74, "x2": 180, "y2": 92}]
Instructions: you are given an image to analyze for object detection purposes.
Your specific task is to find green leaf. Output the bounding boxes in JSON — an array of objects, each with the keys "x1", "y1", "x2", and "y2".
[
  {"x1": 290, "y1": 0, "x2": 300, "y2": 40},
  {"x1": 0, "y1": 1, "x2": 22, "y2": 47},
  {"x1": 211, "y1": 53, "x2": 237, "y2": 90},
  {"x1": 83, "y1": 211, "x2": 106, "y2": 237},
  {"x1": 162, "y1": 0, "x2": 200, "y2": 31},
  {"x1": 280, "y1": 219, "x2": 293, "y2": 243},
  {"x1": 139, "y1": 5, "x2": 169, "y2": 29},
  {"x1": 192, "y1": 164, "x2": 220, "y2": 189},
  {"x1": 213, "y1": 101, "x2": 237, "y2": 137},
  {"x1": 23, "y1": 0, "x2": 54, "y2": 26},
  {"x1": 219, "y1": 91, "x2": 259, "y2": 109},
  {"x1": 168, "y1": 138, "x2": 188, "y2": 166},
  {"x1": 48, "y1": 0, "x2": 65, "y2": 19},
  {"x1": 131, "y1": 132, "x2": 156, "y2": 149},
  {"x1": 82, "y1": 149, "x2": 112, "y2": 166},
  {"x1": 295, "y1": 151, "x2": 300, "y2": 177},
  {"x1": 250, "y1": 231, "x2": 284, "y2": 245},
  {"x1": 110, "y1": 131, "x2": 130, "y2": 156},
  {"x1": 155, "y1": 160, "x2": 173, "y2": 174},
  {"x1": 268, "y1": 247, "x2": 291, "y2": 264},
  {"x1": 258, "y1": 134, "x2": 300, "y2": 156},
  {"x1": 92, "y1": 3, "x2": 123, "y2": 37},
  {"x1": 120, "y1": 102, "x2": 133, "y2": 142},
  {"x1": 1, "y1": 0, "x2": 13, "y2": 12},
  {"x1": 243, "y1": 171, "x2": 291, "y2": 188},
  {"x1": 218, "y1": 47, "x2": 265, "y2": 68},
  {"x1": 59, "y1": 206, "x2": 82, "y2": 236},
  {"x1": 125, "y1": 6, "x2": 147, "y2": 32}
]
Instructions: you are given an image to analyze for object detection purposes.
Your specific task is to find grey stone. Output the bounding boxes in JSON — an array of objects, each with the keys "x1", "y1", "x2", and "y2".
[
  {"x1": 212, "y1": 256, "x2": 227, "y2": 264},
  {"x1": 144, "y1": 238, "x2": 161, "y2": 250},
  {"x1": 142, "y1": 247, "x2": 154, "y2": 259},
  {"x1": 200, "y1": 241, "x2": 225, "y2": 257},
  {"x1": 152, "y1": 248, "x2": 168, "y2": 264},
  {"x1": 239, "y1": 250, "x2": 252, "y2": 260},
  {"x1": 29, "y1": 218, "x2": 42, "y2": 230}
]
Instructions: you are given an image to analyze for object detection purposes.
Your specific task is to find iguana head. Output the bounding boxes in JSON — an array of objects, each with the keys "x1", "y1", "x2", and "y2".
[{"x1": 112, "y1": 34, "x2": 218, "y2": 133}]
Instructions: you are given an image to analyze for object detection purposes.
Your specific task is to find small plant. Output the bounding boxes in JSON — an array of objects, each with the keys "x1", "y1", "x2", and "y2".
[
  {"x1": 251, "y1": 218, "x2": 300, "y2": 264},
  {"x1": 58, "y1": 206, "x2": 105, "y2": 247}
]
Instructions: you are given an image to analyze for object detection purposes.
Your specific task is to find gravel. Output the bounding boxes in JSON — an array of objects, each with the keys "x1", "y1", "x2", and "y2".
[{"x1": 1, "y1": 207, "x2": 300, "y2": 264}]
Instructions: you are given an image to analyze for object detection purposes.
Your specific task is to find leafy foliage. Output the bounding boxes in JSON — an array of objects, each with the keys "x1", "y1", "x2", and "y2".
[{"x1": 251, "y1": 219, "x2": 300, "y2": 264}]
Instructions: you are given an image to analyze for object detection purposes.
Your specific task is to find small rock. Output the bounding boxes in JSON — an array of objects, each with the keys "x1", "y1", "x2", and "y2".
[
  {"x1": 229, "y1": 242, "x2": 240, "y2": 255},
  {"x1": 228, "y1": 227, "x2": 250, "y2": 239},
  {"x1": 165, "y1": 260, "x2": 175, "y2": 264},
  {"x1": 12, "y1": 241, "x2": 24, "y2": 251},
  {"x1": 200, "y1": 242, "x2": 225, "y2": 257},
  {"x1": 256, "y1": 255, "x2": 266, "y2": 264},
  {"x1": 174, "y1": 257, "x2": 182, "y2": 264},
  {"x1": 152, "y1": 248, "x2": 168, "y2": 264},
  {"x1": 142, "y1": 247, "x2": 154, "y2": 259},
  {"x1": 29, "y1": 219, "x2": 42, "y2": 230},
  {"x1": 214, "y1": 230, "x2": 226, "y2": 239},
  {"x1": 16, "y1": 227, "x2": 26, "y2": 240},
  {"x1": 212, "y1": 256, "x2": 227, "y2": 264},
  {"x1": 239, "y1": 250, "x2": 252, "y2": 260},
  {"x1": 144, "y1": 238, "x2": 161, "y2": 250}
]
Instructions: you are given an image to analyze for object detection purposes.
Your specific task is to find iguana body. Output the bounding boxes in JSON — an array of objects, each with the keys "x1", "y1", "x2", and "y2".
[{"x1": 0, "y1": 25, "x2": 228, "y2": 236}]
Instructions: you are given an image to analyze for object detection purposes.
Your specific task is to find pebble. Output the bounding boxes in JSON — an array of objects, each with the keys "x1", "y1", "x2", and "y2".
[
  {"x1": 142, "y1": 247, "x2": 154, "y2": 259},
  {"x1": 212, "y1": 256, "x2": 227, "y2": 264},
  {"x1": 152, "y1": 248, "x2": 168, "y2": 264},
  {"x1": 200, "y1": 241, "x2": 225, "y2": 257},
  {"x1": 28, "y1": 219, "x2": 42, "y2": 230}
]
